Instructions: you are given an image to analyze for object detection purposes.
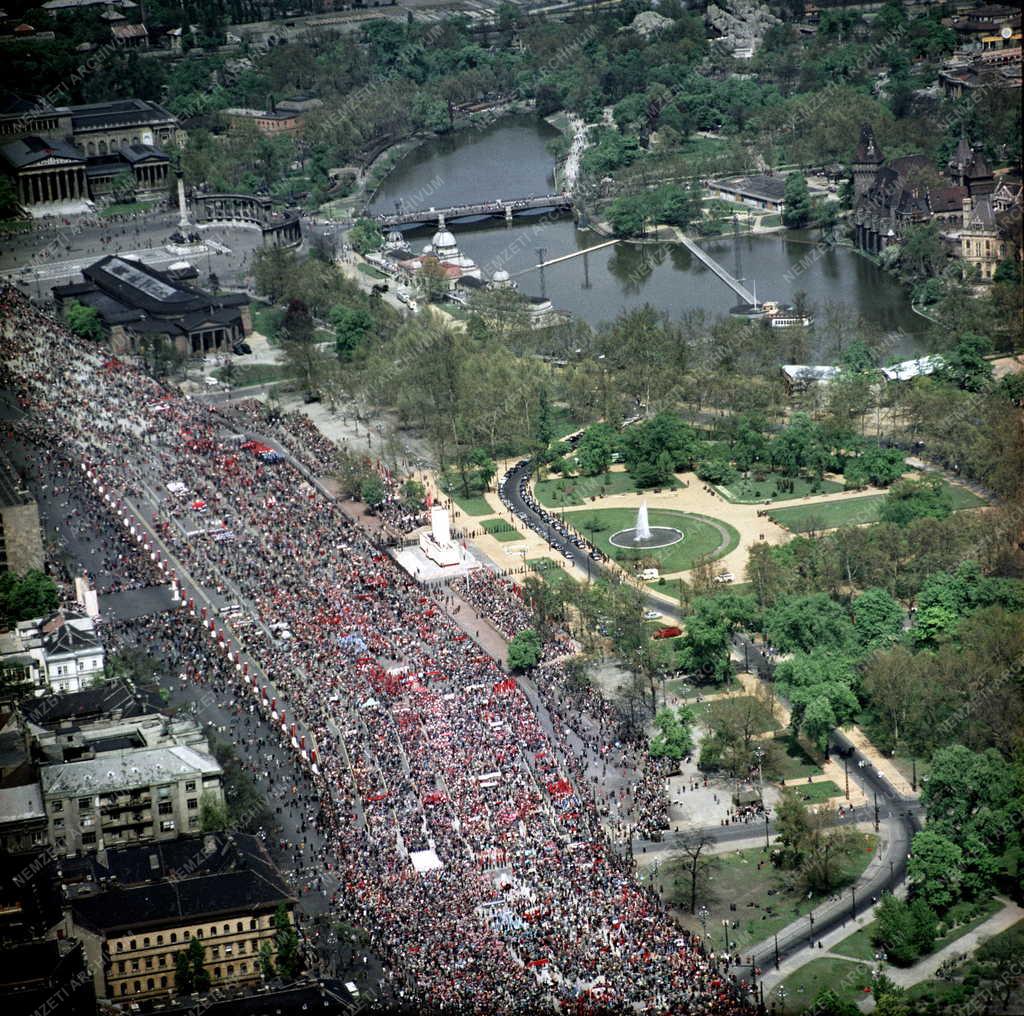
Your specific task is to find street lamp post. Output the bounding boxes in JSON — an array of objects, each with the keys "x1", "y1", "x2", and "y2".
[
  {"x1": 874, "y1": 791, "x2": 880, "y2": 833},
  {"x1": 850, "y1": 885, "x2": 857, "y2": 921},
  {"x1": 764, "y1": 812, "x2": 770, "y2": 850},
  {"x1": 698, "y1": 905, "x2": 710, "y2": 944},
  {"x1": 722, "y1": 919, "x2": 730, "y2": 956},
  {"x1": 911, "y1": 757, "x2": 917, "y2": 792},
  {"x1": 843, "y1": 755, "x2": 849, "y2": 801}
]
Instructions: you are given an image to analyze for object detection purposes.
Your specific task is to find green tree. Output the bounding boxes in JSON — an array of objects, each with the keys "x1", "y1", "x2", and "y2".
[
  {"x1": 908, "y1": 828, "x2": 963, "y2": 912},
  {"x1": 608, "y1": 194, "x2": 649, "y2": 238},
  {"x1": 331, "y1": 305, "x2": 374, "y2": 361},
  {"x1": 273, "y1": 903, "x2": 301, "y2": 980},
  {"x1": 199, "y1": 790, "x2": 229, "y2": 833},
  {"x1": 0, "y1": 570, "x2": 59, "y2": 627},
  {"x1": 878, "y1": 476, "x2": 952, "y2": 527},
  {"x1": 763, "y1": 594, "x2": 855, "y2": 654},
  {"x1": 872, "y1": 894, "x2": 937, "y2": 966},
  {"x1": 174, "y1": 949, "x2": 193, "y2": 994},
  {"x1": 782, "y1": 172, "x2": 812, "y2": 228},
  {"x1": 508, "y1": 629, "x2": 543, "y2": 671},
  {"x1": 64, "y1": 300, "x2": 105, "y2": 342},
  {"x1": 175, "y1": 938, "x2": 208, "y2": 994},
  {"x1": 258, "y1": 939, "x2": 275, "y2": 979},
  {"x1": 575, "y1": 423, "x2": 617, "y2": 477},
  {"x1": 360, "y1": 475, "x2": 387, "y2": 509},
  {"x1": 649, "y1": 706, "x2": 696, "y2": 760},
  {"x1": 852, "y1": 588, "x2": 904, "y2": 648},
  {"x1": 401, "y1": 478, "x2": 425, "y2": 511},
  {"x1": 348, "y1": 218, "x2": 384, "y2": 254},
  {"x1": 936, "y1": 335, "x2": 994, "y2": 392},
  {"x1": 279, "y1": 298, "x2": 314, "y2": 344}
]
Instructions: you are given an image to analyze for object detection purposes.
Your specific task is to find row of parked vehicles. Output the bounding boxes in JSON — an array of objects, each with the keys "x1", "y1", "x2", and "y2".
[{"x1": 497, "y1": 458, "x2": 607, "y2": 565}]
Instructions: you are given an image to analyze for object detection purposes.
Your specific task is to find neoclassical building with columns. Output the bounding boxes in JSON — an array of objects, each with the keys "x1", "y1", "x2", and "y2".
[{"x1": 0, "y1": 93, "x2": 177, "y2": 212}]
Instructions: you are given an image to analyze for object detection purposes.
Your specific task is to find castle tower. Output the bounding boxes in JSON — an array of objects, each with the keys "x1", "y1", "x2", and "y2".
[{"x1": 852, "y1": 124, "x2": 884, "y2": 203}]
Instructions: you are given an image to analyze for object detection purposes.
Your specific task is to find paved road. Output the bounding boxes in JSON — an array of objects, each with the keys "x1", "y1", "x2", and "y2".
[{"x1": 498, "y1": 456, "x2": 924, "y2": 981}]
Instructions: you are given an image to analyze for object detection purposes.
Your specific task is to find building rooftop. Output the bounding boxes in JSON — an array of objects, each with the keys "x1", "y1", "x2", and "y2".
[
  {"x1": 70, "y1": 834, "x2": 293, "y2": 933},
  {"x1": 21, "y1": 680, "x2": 146, "y2": 725},
  {"x1": 781, "y1": 364, "x2": 842, "y2": 383},
  {"x1": 0, "y1": 781, "x2": 45, "y2": 822},
  {"x1": 881, "y1": 355, "x2": 945, "y2": 382},
  {"x1": 40, "y1": 743, "x2": 221, "y2": 798},
  {"x1": 68, "y1": 97, "x2": 174, "y2": 132},
  {"x1": 716, "y1": 174, "x2": 789, "y2": 201},
  {"x1": 0, "y1": 135, "x2": 82, "y2": 170}
]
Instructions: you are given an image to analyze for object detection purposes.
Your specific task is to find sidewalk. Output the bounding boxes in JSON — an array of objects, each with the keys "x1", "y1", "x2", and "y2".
[{"x1": 843, "y1": 726, "x2": 917, "y2": 800}]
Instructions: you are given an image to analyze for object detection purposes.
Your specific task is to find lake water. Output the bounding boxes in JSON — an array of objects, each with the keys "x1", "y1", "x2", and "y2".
[{"x1": 370, "y1": 115, "x2": 927, "y2": 361}]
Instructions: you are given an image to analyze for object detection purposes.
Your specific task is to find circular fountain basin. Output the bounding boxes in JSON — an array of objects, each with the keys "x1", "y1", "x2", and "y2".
[{"x1": 609, "y1": 526, "x2": 684, "y2": 550}]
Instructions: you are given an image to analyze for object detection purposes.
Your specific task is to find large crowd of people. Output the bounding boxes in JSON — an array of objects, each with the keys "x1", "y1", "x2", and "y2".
[{"x1": 1, "y1": 286, "x2": 754, "y2": 1015}]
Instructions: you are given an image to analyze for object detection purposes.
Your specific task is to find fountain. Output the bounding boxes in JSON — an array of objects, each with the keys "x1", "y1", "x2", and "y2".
[
  {"x1": 635, "y1": 501, "x2": 652, "y2": 542},
  {"x1": 609, "y1": 501, "x2": 684, "y2": 550}
]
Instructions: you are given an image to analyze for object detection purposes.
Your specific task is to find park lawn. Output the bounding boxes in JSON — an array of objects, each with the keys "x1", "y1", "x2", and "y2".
[
  {"x1": 566, "y1": 507, "x2": 739, "y2": 574},
  {"x1": 768, "y1": 481, "x2": 988, "y2": 533},
  {"x1": 702, "y1": 695, "x2": 780, "y2": 735},
  {"x1": 769, "y1": 735, "x2": 823, "y2": 781},
  {"x1": 786, "y1": 780, "x2": 844, "y2": 805},
  {"x1": 831, "y1": 897, "x2": 1003, "y2": 964},
  {"x1": 944, "y1": 482, "x2": 988, "y2": 509},
  {"x1": 249, "y1": 301, "x2": 282, "y2": 341},
  {"x1": 774, "y1": 957, "x2": 874, "y2": 1014},
  {"x1": 666, "y1": 836, "x2": 877, "y2": 956},
  {"x1": 767, "y1": 495, "x2": 886, "y2": 533},
  {"x1": 213, "y1": 363, "x2": 294, "y2": 387},
  {"x1": 534, "y1": 469, "x2": 680, "y2": 508},
  {"x1": 714, "y1": 475, "x2": 844, "y2": 504},
  {"x1": 526, "y1": 558, "x2": 578, "y2": 594},
  {"x1": 760, "y1": 214, "x2": 783, "y2": 227},
  {"x1": 481, "y1": 517, "x2": 524, "y2": 542},
  {"x1": 447, "y1": 492, "x2": 495, "y2": 517},
  {"x1": 356, "y1": 262, "x2": 386, "y2": 279}
]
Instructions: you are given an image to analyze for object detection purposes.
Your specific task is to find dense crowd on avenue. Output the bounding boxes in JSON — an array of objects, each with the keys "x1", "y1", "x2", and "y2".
[{"x1": 1, "y1": 287, "x2": 753, "y2": 1015}]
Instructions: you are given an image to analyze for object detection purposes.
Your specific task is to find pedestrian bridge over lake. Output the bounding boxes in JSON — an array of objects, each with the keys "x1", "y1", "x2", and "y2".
[{"x1": 373, "y1": 193, "x2": 574, "y2": 229}]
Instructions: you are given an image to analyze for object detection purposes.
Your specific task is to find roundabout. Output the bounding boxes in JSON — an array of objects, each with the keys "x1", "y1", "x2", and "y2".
[
  {"x1": 608, "y1": 501, "x2": 684, "y2": 549},
  {"x1": 566, "y1": 505, "x2": 740, "y2": 574}
]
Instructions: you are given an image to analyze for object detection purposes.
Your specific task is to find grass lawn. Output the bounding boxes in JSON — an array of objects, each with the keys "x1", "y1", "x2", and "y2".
[
  {"x1": 356, "y1": 262, "x2": 386, "y2": 279},
  {"x1": 526, "y1": 558, "x2": 578, "y2": 594},
  {"x1": 549, "y1": 406, "x2": 588, "y2": 441},
  {"x1": 0, "y1": 218, "x2": 33, "y2": 232},
  {"x1": 786, "y1": 780, "x2": 844, "y2": 804},
  {"x1": 767, "y1": 495, "x2": 886, "y2": 533},
  {"x1": 250, "y1": 301, "x2": 282, "y2": 341},
  {"x1": 832, "y1": 897, "x2": 1003, "y2": 963},
  {"x1": 481, "y1": 517, "x2": 524, "y2": 542},
  {"x1": 714, "y1": 474, "x2": 844, "y2": 504},
  {"x1": 213, "y1": 363, "x2": 294, "y2": 387},
  {"x1": 944, "y1": 482, "x2": 988, "y2": 509},
  {"x1": 774, "y1": 957, "x2": 874, "y2": 1013},
  {"x1": 761, "y1": 214, "x2": 783, "y2": 227},
  {"x1": 768, "y1": 481, "x2": 988, "y2": 533},
  {"x1": 566, "y1": 506, "x2": 738, "y2": 574},
  {"x1": 664, "y1": 836, "x2": 877, "y2": 957},
  {"x1": 534, "y1": 469, "x2": 681, "y2": 508},
  {"x1": 769, "y1": 735, "x2": 823, "y2": 781},
  {"x1": 701, "y1": 695, "x2": 780, "y2": 735},
  {"x1": 447, "y1": 492, "x2": 494, "y2": 517}
]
